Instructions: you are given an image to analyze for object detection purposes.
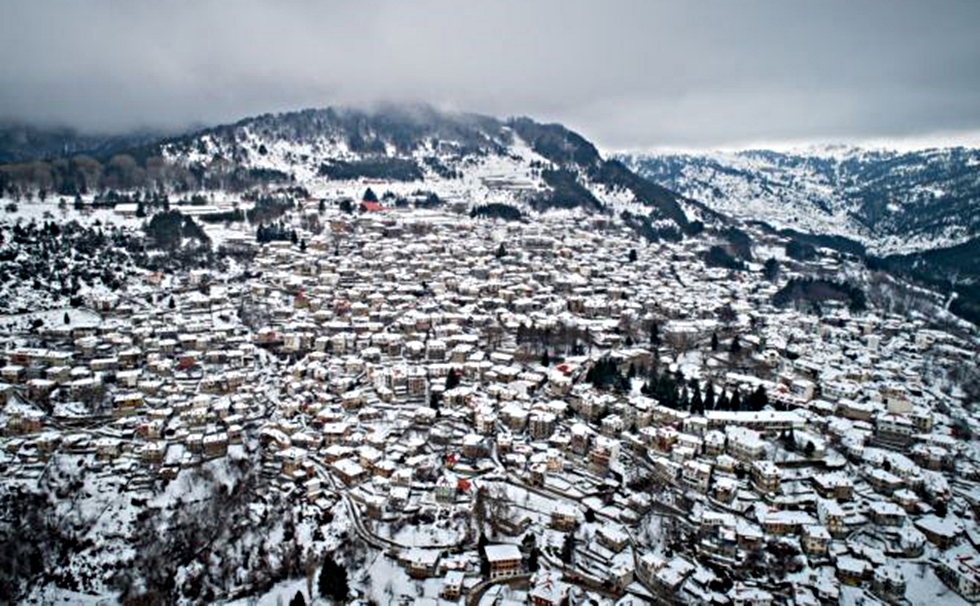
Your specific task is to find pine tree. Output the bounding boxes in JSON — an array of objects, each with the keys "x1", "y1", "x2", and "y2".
[
  {"x1": 63, "y1": 311, "x2": 70, "y2": 324},
  {"x1": 289, "y1": 590, "x2": 306, "y2": 606},
  {"x1": 317, "y1": 554, "x2": 349, "y2": 602},
  {"x1": 527, "y1": 547, "x2": 540, "y2": 572},
  {"x1": 691, "y1": 383, "x2": 703, "y2": 415},
  {"x1": 495, "y1": 242, "x2": 506, "y2": 259},
  {"x1": 711, "y1": 332, "x2": 719, "y2": 351},
  {"x1": 628, "y1": 248, "x2": 638, "y2": 263},
  {"x1": 541, "y1": 350, "x2": 550, "y2": 367},
  {"x1": 716, "y1": 389, "x2": 729, "y2": 412},
  {"x1": 730, "y1": 388, "x2": 742, "y2": 412},
  {"x1": 650, "y1": 321, "x2": 661, "y2": 347},
  {"x1": 363, "y1": 187, "x2": 378, "y2": 203},
  {"x1": 730, "y1": 335, "x2": 742, "y2": 355},
  {"x1": 474, "y1": 489, "x2": 488, "y2": 534},
  {"x1": 168, "y1": 296, "x2": 175, "y2": 310},
  {"x1": 704, "y1": 382, "x2": 715, "y2": 411},
  {"x1": 445, "y1": 369, "x2": 460, "y2": 391},
  {"x1": 560, "y1": 533, "x2": 575, "y2": 565},
  {"x1": 678, "y1": 386, "x2": 690, "y2": 411},
  {"x1": 763, "y1": 257, "x2": 779, "y2": 281}
]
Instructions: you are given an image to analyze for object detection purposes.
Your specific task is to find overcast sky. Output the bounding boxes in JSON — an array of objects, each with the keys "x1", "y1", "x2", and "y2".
[{"x1": 2, "y1": 0, "x2": 979, "y2": 150}]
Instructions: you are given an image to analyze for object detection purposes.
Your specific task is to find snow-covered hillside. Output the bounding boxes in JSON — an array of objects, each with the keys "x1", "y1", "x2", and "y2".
[
  {"x1": 151, "y1": 107, "x2": 690, "y2": 232},
  {"x1": 618, "y1": 146, "x2": 980, "y2": 255}
]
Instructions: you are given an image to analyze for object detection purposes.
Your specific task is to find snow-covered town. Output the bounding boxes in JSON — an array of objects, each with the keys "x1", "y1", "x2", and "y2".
[{"x1": 1, "y1": 188, "x2": 979, "y2": 606}]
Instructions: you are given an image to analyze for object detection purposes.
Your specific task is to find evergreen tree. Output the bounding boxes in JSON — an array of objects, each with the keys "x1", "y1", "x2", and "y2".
[
  {"x1": 445, "y1": 369, "x2": 461, "y2": 391},
  {"x1": 63, "y1": 311, "x2": 70, "y2": 324},
  {"x1": 650, "y1": 321, "x2": 661, "y2": 347},
  {"x1": 704, "y1": 382, "x2": 715, "y2": 411},
  {"x1": 560, "y1": 533, "x2": 575, "y2": 565},
  {"x1": 711, "y1": 332, "x2": 719, "y2": 351},
  {"x1": 317, "y1": 554, "x2": 349, "y2": 603},
  {"x1": 474, "y1": 489, "x2": 488, "y2": 534},
  {"x1": 362, "y1": 187, "x2": 378, "y2": 203},
  {"x1": 730, "y1": 388, "x2": 742, "y2": 412},
  {"x1": 318, "y1": 199, "x2": 326, "y2": 213},
  {"x1": 730, "y1": 335, "x2": 741, "y2": 355},
  {"x1": 628, "y1": 248, "x2": 638, "y2": 263},
  {"x1": 541, "y1": 350, "x2": 550, "y2": 367},
  {"x1": 289, "y1": 590, "x2": 306, "y2": 606},
  {"x1": 168, "y1": 296, "x2": 175, "y2": 309},
  {"x1": 763, "y1": 257, "x2": 780, "y2": 282},
  {"x1": 716, "y1": 389, "x2": 729, "y2": 412},
  {"x1": 748, "y1": 385, "x2": 768, "y2": 411},
  {"x1": 691, "y1": 382, "x2": 703, "y2": 415},
  {"x1": 527, "y1": 547, "x2": 540, "y2": 572},
  {"x1": 478, "y1": 533, "x2": 490, "y2": 576},
  {"x1": 495, "y1": 242, "x2": 506, "y2": 259}
]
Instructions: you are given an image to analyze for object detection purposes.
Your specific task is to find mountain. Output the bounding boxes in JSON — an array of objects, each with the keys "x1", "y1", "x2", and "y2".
[
  {"x1": 0, "y1": 122, "x2": 174, "y2": 164},
  {"x1": 153, "y1": 106, "x2": 691, "y2": 231},
  {"x1": 0, "y1": 106, "x2": 691, "y2": 236},
  {"x1": 617, "y1": 146, "x2": 980, "y2": 255}
]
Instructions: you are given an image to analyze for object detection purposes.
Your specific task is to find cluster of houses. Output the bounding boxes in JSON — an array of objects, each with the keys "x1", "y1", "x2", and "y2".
[{"x1": 2, "y1": 200, "x2": 979, "y2": 605}]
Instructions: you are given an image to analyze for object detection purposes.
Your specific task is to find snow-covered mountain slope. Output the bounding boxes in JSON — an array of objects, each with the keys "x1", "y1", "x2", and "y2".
[
  {"x1": 152, "y1": 106, "x2": 690, "y2": 233},
  {"x1": 617, "y1": 146, "x2": 980, "y2": 255}
]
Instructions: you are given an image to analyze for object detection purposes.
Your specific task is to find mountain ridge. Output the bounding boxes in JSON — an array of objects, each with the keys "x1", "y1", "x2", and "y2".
[
  {"x1": 617, "y1": 146, "x2": 980, "y2": 256},
  {"x1": 0, "y1": 105, "x2": 693, "y2": 236}
]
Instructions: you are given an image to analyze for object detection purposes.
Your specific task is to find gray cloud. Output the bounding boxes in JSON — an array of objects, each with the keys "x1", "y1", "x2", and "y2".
[{"x1": 1, "y1": 0, "x2": 979, "y2": 149}]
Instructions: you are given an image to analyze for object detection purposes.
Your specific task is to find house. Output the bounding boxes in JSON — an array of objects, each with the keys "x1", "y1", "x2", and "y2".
[
  {"x1": 875, "y1": 412, "x2": 915, "y2": 445},
  {"x1": 801, "y1": 524, "x2": 830, "y2": 557},
  {"x1": 683, "y1": 460, "x2": 712, "y2": 493},
  {"x1": 871, "y1": 565, "x2": 905, "y2": 604},
  {"x1": 441, "y1": 570, "x2": 465, "y2": 600},
  {"x1": 751, "y1": 460, "x2": 781, "y2": 494},
  {"x1": 915, "y1": 515, "x2": 962, "y2": 549},
  {"x1": 868, "y1": 500, "x2": 906, "y2": 526},
  {"x1": 817, "y1": 499, "x2": 847, "y2": 538},
  {"x1": 835, "y1": 555, "x2": 869, "y2": 586},
  {"x1": 731, "y1": 584, "x2": 774, "y2": 606},
  {"x1": 760, "y1": 510, "x2": 815, "y2": 536},
  {"x1": 596, "y1": 524, "x2": 630, "y2": 552},
  {"x1": 937, "y1": 554, "x2": 980, "y2": 602},
  {"x1": 865, "y1": 467, "x2": 903, "y2": 495},
  {"x1": 588, "y1": 435, "x2": 619, "y2": 473},
  {"x1": 484, "y1": 544, "x2": 522, "y2": 580},
  {"x1": 811, "y1": 472, "x2": 853, "y2": 500},
  {"x1": 529, "y1": 570, "x2": 571, "y2": 606},
  {"x1": 406, "y1": 548, "x2": 440, "y2": 578},
  {"x1": 550, "y1": 502, "x2": 580, "y2": 531},
  {"x1": 727, "y1": 427, "x2": 767, "y2": 461},
  {"x1": 331, "y1": 458, "x2": 367, "y2": 486}
]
